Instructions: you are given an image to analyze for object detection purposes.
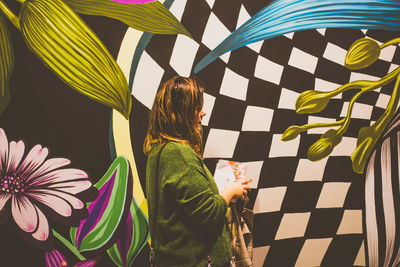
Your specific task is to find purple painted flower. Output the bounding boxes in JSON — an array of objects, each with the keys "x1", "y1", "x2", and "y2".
[
  {"x1": 0, "y1": 128, "x2": 92, "y2": 241},
  {"x1": 45, "y1": 249, "x2": 97, "y2": 267}
]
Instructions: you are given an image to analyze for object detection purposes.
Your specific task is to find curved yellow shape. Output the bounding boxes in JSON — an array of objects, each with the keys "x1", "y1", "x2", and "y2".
[{"x1": 114, "y1": 27, "x2": 148, "y2": 215}]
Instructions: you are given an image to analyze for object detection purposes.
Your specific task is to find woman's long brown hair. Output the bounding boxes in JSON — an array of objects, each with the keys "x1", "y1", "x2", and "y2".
[{"x1": 143, "y1": 76, "x2": 204, "y2": 156}]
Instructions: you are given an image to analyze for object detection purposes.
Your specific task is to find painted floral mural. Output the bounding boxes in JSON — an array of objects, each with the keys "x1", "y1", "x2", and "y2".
[{"x1": 0, "y1": 0, "x2": 399, "y2": 266}]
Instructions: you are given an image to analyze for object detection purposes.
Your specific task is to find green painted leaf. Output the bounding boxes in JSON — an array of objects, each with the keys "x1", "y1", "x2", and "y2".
[
  {"x1": 0, "y1": 13, "x2": 14, "y2": 116},
  {"x1": 70, "y1": 156, "x2": 132, "y2": 252},
  {"x1": 20, "y1": 0, "x2": 132, "y2": 119},
  {"x1": 107, "y1": 197, "x2": 150, "y2": 267},
  {"x1": 65, "y1": 0, "x2": 192, "y2": 38}
]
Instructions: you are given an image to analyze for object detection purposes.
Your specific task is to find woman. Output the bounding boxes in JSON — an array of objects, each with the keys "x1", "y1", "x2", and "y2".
[{"x1": 144, "y1": 76, "x2": 250, "y2": 267}]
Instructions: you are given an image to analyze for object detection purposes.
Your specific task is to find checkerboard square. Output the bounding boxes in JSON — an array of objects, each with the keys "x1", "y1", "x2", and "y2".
[
  {"x1": 254, "y1": 187, "x2": 287, "y2": 214},
  {"x1": 268, "y1": 134, "x2": 300, "y2": 158},
  {"x1": 203, "y1": 129, "x2": 239, "y2": 158},
  {"x1": 243, "y1": 160, "x2": 264, "y2": 188},
  {"x1": 258, "y1": 158, "x2": 300, "y2": 188},
  {"x1": 242, "y1": 106, "x2": 274, "y2": 131},
  {"x1": 350, "y1": 72, "x2": 381, "y2": 83},
  {"x1": 278, "y1": 88, "x2": 299, "y2": 110},
  {"x1": 253, "y1": 212, "x2": 283, "y2": 247},
  {"x1": 275, "y1": 212, "x2": 311, "y2": 240},
  {"x1": 315, "y1": 57, "x2": 351, "y2": 85},
  {"x1": 292, "y1": 30, "x2": 327, "y2": 58},
  {"x1": 169, "y1": 0, "x2": 186, "y2": 21},
  {"x1": 294, "y1": 158, "x2": 328, "y2": 182},
  {"x1": 321, "y1": 234, "x2": 363, "y2": 266},
  {"x1": 259, "y1": 35, "x2": 293, "y2": 66},
  {"x1": 295, "y1": 238, "x2": 332, "y2": 267},
  {"x1": 314, "y1": 78, "x2": 342, "y2": 98},
  {"x1": 263, "y1": 239, "x2": 304, "y2": 267},
  {"x1": 389, "y1": 63, "x2": 399, "y2": 72},
  {"x1": 253, "y1": 246, "x2": 270, "y2": 267},
  {"x1": 305, "y1": 209, "x2": 344, "y2": 238},
  {"x1": 316, "y1": 182, "x2": 351, "y2": 209},
  {"x1": 202, "y1": 93, "x2": 215, "y2": 126},
  {"x1": 307, "y1": 116, "x2": 337, "y2": 134},
  {"x1": 331, "y1": 137, "x2": 357, "y2": 157},
  {"x1": 289, "y1": 47, "x2": 319, "y2": 74},
  {"x1": 375, "y1": 93, "x2": 391, "y2": 109},
  {"x1": 323, "y1": 42, "x2": 347, "y2": 66},
  {"x1": 379, "y1": 44, "x2": 397, "y2": 62},
  {"x1": 340, "y1": 102, "x2": 373, "y2": 120},
  {"x1": 132, "y1": 51, "x2": 164, "y2": 109},
  {"x1": 169, "y1": 35, "x2": 199, "y2": 76},
  {"x1": 281, "y1": 181, "x2": 322, "y2": 212},
  {"x1": 354, "y1": 242, "x2": 366, "y2": 267},
  {"x1": 219, "y1": 68, "x2": 249, "y2": 101},
  {"x1": 337, "y1": 209, "x2": 363, "y2": 234},
  {"x1": 233, "y1": 132, "x2": 271, "y2": 161},
  {"x1": 254, "y1": 55, "x2": 284, "y2": 85},
  {"x1": 201, "y1": 13, "x2": 231, "y2": 62}
]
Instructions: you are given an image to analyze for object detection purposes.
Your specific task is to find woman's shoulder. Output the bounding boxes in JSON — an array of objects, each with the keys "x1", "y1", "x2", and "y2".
[{"x1": 163, "y1": 141, "x2": 201, "y2": 165}]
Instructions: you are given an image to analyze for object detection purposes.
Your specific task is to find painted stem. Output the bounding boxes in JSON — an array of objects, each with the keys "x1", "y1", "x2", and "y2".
[
  {"x1": 53, "y1": 229, "x2": 86, "y2": 261},
  {"x1": 0, "y1": 1, "x2": 20, "y2": 29}
]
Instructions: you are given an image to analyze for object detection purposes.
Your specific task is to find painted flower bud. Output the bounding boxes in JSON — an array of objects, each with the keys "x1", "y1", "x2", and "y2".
[
  {"x1": 0, "y1": 13, "x2": 14, "y2": 115},
  {"x1": 281, "y1": 125, "x2": 303, "y2": 141},
  {"x1": 345, "y1": 38, "x2": 380, "y2": 70},
  {"x1": 295, "y1": 90, "x2": 331, "y2": 114},
  {"x1": 308, "y1": 130, "x2": 342, "y2": 161},
  {"x1": 19, "y1": 0, "x2": 131, "y2": 119}
]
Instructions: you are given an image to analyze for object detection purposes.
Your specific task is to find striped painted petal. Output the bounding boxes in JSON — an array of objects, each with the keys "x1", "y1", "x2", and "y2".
[
  {"x1": 45, "y1": 249, "x2": 68, "y2": 267},
  {"x1": 70, "y1": 156, "x2": 132, "y2": 252},
  {"x1": 0, "y1": 13, "x2": 14, "y2": 116},
  {"x1": 65, "y1": 0, "x2": 192, "y2": 38},
  {"x1": 107, "y1": 197, "x2": 150, "y2": 267},
  {"x1": 74, "y1": 259, "x2": 98, "y2": 267}
]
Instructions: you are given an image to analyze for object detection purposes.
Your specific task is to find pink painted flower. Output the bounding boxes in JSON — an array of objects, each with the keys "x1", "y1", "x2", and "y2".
[{"x1": 0, "y1": 128, "x2": 92, "y2": 241}]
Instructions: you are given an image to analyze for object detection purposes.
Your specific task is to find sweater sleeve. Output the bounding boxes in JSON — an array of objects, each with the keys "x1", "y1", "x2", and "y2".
[{"x1": 161, "y1": 144, "x2": 228, "y2": 228}]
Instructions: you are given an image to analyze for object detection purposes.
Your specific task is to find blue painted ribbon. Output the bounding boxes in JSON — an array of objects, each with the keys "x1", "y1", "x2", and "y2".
[{"x1": 194, "y1": 0, "x2": 400, "y2": 73}]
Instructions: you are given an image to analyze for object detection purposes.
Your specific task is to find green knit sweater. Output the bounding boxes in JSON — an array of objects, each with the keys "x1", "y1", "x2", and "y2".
[{"x1": 146, "y1": 142, "x2": 232, "y2": 267}]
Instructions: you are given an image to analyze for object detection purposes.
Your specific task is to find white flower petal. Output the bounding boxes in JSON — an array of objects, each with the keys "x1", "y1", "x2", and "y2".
[
  {"x1": 30, "y1": 169, "x2": 88, "y2": 187},
  {"x1": 26, "y1": 158, "x2": 71, "y2": 183},
  {"x1": 30, "y1": 189, "x2": 84, "y2": 209},
  {"x1": 47, "y1": 180, "x2": 92, "y2": 194},
  {"x1": 7, "y1": 141, "x2": 25, "y2": 174},
  {"x1": 17, "y1": 145, "x2": 48, "y2": 178},
  {"x1": 0, "y1": 128, "x2": 9, "y2": 173},
  {"x1": 32, "y1": 207, "x2": 49, "y2": 241},
  {"x1": 0, "y1": 193, "x2": 11, "y2": 211},
  {"x1": 27, "y1": 192, "x2": 72, "y2": 217},
  {"x1": 11, "y1": 196, "x2": 38, "y2": 233}
]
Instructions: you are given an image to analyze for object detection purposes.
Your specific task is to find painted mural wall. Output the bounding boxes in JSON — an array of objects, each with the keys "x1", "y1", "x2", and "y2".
[{"x1": 0, "y1": 0, "x2": 399, "y2": 266}]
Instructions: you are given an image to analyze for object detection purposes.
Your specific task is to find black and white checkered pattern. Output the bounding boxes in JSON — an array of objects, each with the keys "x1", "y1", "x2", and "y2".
[{"x1": 128, "y1": 0, "x2": 400, "y2": 266}]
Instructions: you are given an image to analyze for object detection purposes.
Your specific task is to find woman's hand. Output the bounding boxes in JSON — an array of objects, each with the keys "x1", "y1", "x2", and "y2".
[{"x1": 220, "y1": 178, "x2": 251, "y2": 204}]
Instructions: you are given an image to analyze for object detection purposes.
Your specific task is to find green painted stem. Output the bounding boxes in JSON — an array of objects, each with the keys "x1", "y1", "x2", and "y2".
[{"x1": 53, "y1": 229, "x2": 86, "y2": 261}]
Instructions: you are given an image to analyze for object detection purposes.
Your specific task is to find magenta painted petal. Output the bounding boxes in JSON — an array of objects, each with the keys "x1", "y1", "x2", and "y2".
[
  {"x1": 30, "y1": 189, "x2": 84, "y2": 209},
  {"x1": 74, "y1": 259, "x2": 97, "y2": 267},
  {"x1": 47, "y1": 180, "x2": 92, "y2": 194},
  {"x1": 7, "y1": 141, "x2": 25, "y2": 174},
  {"x1": 27, "y1": 158, "x2": 71, "y2": 182},
  {"x1": 17, "y1": 145, "x2": 48, "y2": 178},
  {"x1": 27, "y1": 192, "x2": 72, "y2": 217},
  {"x1": 30, "y1": 169, "x2": 88, "y2": 187},
  {"x1": 0, "y1": 193, "x2": 11, "y2": 211},
  {"x1": 0, "y1": 128, "x2": 9, "y2": 173},
  {"x1": 11, "y1": 196, "x2": 38, "y2": 233},
  {"x1": 45, "y1": 249, "x2": 68, "y2": 267},
  {"x1": 32, "y1": 207, "x2": 49, "y2": 241},
  {"x1": 111, "y1": 0, "x2": 155, "y2": 3}
]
